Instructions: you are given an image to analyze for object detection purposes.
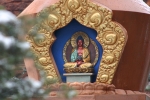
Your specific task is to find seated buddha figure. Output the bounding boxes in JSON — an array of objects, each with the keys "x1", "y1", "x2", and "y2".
[{"x1": 64, "y1": 36, "x2": 92, "y2": 68}]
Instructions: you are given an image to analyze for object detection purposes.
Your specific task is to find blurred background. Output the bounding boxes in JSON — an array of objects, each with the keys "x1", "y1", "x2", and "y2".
[{"x1": 0, "y1": 0, "x2": 149, "y2": 16}]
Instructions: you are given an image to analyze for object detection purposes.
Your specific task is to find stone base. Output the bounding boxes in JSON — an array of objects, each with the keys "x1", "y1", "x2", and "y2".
[
  {"x1": 46, "y1": 95, "x2": 150, "y2": 100},
  {"x1": 63, "y1": 73, "x2": 93, "y2": 82},
  {"x1": 48, "y1": 82, "x2": 149, "y2": 100},
  {"x1": 33, "y1": 82, "x2": 150, "y2": 100}
]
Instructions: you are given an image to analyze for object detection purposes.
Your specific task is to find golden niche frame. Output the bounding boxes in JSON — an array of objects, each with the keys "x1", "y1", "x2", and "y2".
[{"x1": 27, "y1": 0, "x2": 127, "y2": 84}]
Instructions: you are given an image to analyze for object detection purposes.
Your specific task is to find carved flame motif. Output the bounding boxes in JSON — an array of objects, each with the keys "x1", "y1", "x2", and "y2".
[
  {"x1": 89, "y1": 12, "x2": 102, "y2": 27},
  {"x1": 39, "y1": 57, "x2": 49, "y2": 66},
  {"x1": 27, "y1": 0, "x2": 127, "y2": 84},
  {"x1": 104, "y1": 55, "x2": 115, "y2": 64},
  {"x1": 48, "y1": 14, "x2": 59, "y2": 26},
  {"x1": 67, "y1": 0, "x2": 80, "y2": 12},
  {"x1": 33, "y1": 34, "x2": 46, "y2": 46},
  {"x1": 104, "y1": 34, "x2": 117, "y2": 45},
  {"x1": 99, "y1": 74, "x2": 109, "y2": 83}
]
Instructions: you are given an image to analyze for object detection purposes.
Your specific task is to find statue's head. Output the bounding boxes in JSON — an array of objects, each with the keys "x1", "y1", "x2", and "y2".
[{"x1": 77, "y1": 36, "x2": 84, "y2": 47}]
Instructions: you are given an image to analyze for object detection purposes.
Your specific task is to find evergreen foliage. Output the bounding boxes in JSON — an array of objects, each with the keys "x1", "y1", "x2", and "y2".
[{"x1": 0, "y1": 8, "x2": 48, "y2": 100}]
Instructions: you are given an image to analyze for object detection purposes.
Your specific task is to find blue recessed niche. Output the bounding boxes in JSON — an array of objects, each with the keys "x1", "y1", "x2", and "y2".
[{"x1": 51, "y1": 19, "x2": 103, "y2": 82}]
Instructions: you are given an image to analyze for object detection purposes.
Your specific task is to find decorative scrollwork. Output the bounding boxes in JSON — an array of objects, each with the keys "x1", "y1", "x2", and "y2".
[
  {"x1": 64, "y1": 67, "x2": 93, "y2": 73},
  {"x1": 89, "y1": 12, "x2": 102, "y2": 27},
  {"x1": 48, "y1": 14, "x2": 60, "y2": 27},
  {"x1": 39, "y1": 57, "x2": 49, "y2": 66},
  {"x1": 99, "y1": 74, "x2": 109, "y2": 83},
  {"x1": 104, "y1": 34, "x2": 117, "y2": 45},
  {"x1": 32, "y1": 34, "x2": 46, "y2": 47},
  {"x1": 27, "y1": 0, "x2": 127, "y2": 84},
  {"x1": 104, "y1": 55, "x2": 115, "y2": 64},
  {"x1": 67, "y1": 0, "x2": 80, "y2": 12}
]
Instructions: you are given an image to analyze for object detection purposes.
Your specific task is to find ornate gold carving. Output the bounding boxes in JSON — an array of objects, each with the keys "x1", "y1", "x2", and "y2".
[
  {"x1": 89, "y1": 12, "x2": 102, "y2": 27},
  {"x1": 48, "y1": 14, "x2": 60, "y2": 27},
  {"x1": 99, "y1": 74, "x2": 109, "y2": 83},
  {"x1": 27, "y1": 0, "x2": 127, "y2": 84},
  {"x1": 64, "y1": 67, "x2": 93, "y2": 73},
  {"x1": 67, "y1": 0, "x2": 80, "y2": 12},
  {"x1": 104, "y1": 34, "x2": 117, "y2": 45},
  {"x1": 39, "y1": 57, "x2": 49, "y2": 66},
  {"x1": 104, "y1": 54, "x2": 115, "y2": 64}
]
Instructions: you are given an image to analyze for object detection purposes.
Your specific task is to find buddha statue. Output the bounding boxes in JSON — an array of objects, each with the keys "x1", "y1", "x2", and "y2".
[
  {"x1": 64, "y1": 36, "x2": 92, "y2": 68},
  {"x1": 64, "y1": 32, "x2": 98, "y2": 73}
]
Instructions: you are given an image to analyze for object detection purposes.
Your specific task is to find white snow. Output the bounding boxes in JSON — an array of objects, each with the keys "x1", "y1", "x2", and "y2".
[
  {"x1": 0, "y1": 10, "x2": 19, "y2": 24},
  {"x1": 5, "y1": 81, "x2": 15, "y2": 88},
  {"x1": 26, "y1": 78, "x2": 42, "y2": 88},
  {"x1": 0, "y1": 32, "x2": 15, "y2": 49},
  {"x1": 17, "y1": 42, "x2": 30, "y2": 50}
]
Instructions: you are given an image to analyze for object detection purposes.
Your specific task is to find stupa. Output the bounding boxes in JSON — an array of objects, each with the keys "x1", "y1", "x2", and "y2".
[{"x1": 19, "y1": 0, "x2": 150, "y2": 99}]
